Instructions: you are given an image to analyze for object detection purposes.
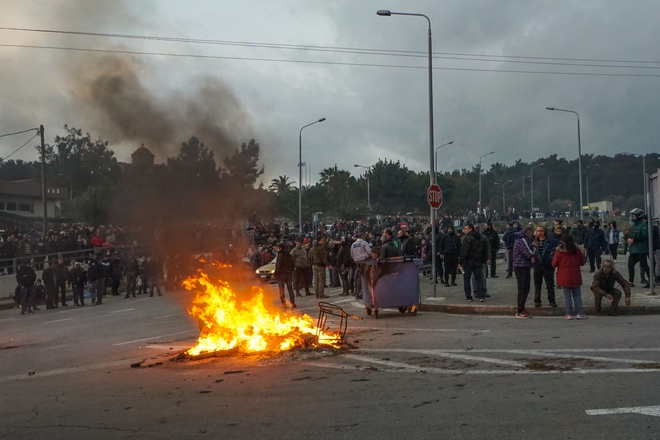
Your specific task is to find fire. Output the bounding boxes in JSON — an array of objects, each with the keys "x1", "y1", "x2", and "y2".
[{"x1": 184, "y1": 270, "x2": 336, "y2": 356}]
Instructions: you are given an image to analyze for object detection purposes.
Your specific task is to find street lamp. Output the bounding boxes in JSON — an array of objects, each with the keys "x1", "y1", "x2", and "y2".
[
  {"x1": 378, "y1": 9, "x2": 440, "y2": 297},
  {"x1": 434, "y1": 141, "x2": 454, "y2": 181},
  {"x1": 494, "y1": 180, "x2": 513, "y2": 215},
  {"x1": 478, "y1": 151, "x2": 495, "y2": 214},
  {"x1": 531, "y1": 163, "x2": 545, "y2": 216},
  {"x1": 622, "y1": 152, "x2": 655, "y2": 294},
  {"x1": 522, "y1": 175, "x2": 530, "y2": 197},
  {"x1": 546, "y1": 107, "x2": 583, "y2": 221},
  {"x1": 354, "y1": 163, "x2": 375, "y2": 209},
  {"x1": 299, "y1": 117, "x2": 326, "y2": 232}
]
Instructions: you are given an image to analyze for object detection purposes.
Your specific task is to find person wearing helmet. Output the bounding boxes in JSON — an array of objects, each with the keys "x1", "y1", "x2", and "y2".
[{"x1": 627, "y1": 208, "x2": 650, "y2": 288}]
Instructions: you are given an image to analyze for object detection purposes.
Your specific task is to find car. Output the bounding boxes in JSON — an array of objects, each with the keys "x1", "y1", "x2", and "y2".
[{"x1": 255, "y1": 257, "x2": 277, "y2": 282}]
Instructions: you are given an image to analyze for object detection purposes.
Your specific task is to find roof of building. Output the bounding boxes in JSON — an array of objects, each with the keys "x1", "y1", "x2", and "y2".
[{"x1": 0, "y1": 180, "x2": 69, "y2": 200}]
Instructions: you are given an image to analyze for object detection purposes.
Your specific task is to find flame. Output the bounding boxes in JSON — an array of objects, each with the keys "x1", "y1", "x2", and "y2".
[{"x1": 184, "y1": 270, "x2": 335, "y2": 356}]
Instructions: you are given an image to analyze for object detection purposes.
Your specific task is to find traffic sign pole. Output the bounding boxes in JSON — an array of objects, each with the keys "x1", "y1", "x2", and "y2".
[{"x1": 427, "y1": 184, "x2": 443, "y2": 297}]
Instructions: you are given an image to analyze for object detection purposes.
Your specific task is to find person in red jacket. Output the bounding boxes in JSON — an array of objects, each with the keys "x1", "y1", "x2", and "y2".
[
  {"x1": 91, "y1": 230, "x2": 104, "y2": 248},
  {"x1": 552, "y1": 234, "x2": 587, "y2": 320}
]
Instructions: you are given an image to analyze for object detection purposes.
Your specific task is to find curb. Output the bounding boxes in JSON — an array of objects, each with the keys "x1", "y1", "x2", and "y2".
[{"x1": 418, "y1": 303, "x2": 660, "y2": 316}]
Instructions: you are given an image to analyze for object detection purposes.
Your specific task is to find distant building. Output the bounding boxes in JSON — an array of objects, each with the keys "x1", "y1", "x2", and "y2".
[
  {"x1": 0, "y1": 179, "x2": 69, "y2": 219},
  {"x1": 118, "y1": 145, "x2": 162, "y2": 173}
]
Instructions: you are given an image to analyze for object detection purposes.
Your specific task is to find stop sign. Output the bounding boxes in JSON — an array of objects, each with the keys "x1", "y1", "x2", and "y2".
[
  {"x1": 399, "y1": 221, "x2": 408, "y2": 231},
  {"x1": 427, "y1": 184, "x2": 443, "y2": 209}
]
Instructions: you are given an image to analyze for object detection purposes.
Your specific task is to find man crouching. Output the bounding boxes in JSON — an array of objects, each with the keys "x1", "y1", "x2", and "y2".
[{"x1": 591, "y1": 260, "x2": 631, "y2": 315}]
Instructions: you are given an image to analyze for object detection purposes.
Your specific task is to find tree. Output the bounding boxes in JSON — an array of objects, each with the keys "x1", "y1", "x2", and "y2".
[
  {"x1": 47, "y1": 126, "x2": 120, "y2": 194},
  {"x1": 222, "y1": 139, "x2": 264, "y2": 188},
  {"x1": 268, "y1": 175, "x2": 295, "y2": 195},
  {"x1": 0, "y1": 159, "x2": 39, "y2": 181},
  {"x1": 167, "y1": 136, "x2": 220, "y2": 187}
]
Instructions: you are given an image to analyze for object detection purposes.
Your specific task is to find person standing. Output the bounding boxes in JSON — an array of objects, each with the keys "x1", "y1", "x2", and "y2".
[
  {"x1": 503, "y1": 221, "x2": 521, "y2": 278},
  {"x1": 125, "y1": 254, "x2": 139, "y2": 298},
  {"x1": 291, "y1": 241, "x2": 312, "y2": 297},
  {"x1": 43, "y1": 259, "x2": 57, "y2": 310},
  {"x1": 552, "y1": 234, "x2": 586, "y2": 320},
  {"x1": 570, "y1": 220, "x2": 588, "y2": 257},
  {"x1": 311, "y1": 237, "x2": 331, "y2": 299},
  {"x1": 606, "y1": 222, "x2": 620, "y2": 261},
  {"x1": 482, "y1": 222, "x2": 500, "y2": 278},
  {"x1": 439, "y1": 225, "x2": 461, "y2": 287},
  {"x1": 350, "y1": 233, "x2": 371, "y2": 300},
  {"x1": 513, "y1": 226, "x2": 537, "y2": 318},
  {"x1": 87, "y1": 258, "x2": 100, "y2": 305},
  {"x1": 627, "y1": 208, "x2": 650, "y2": 288},
  {"x1": 533, "y1": 226, "x2": 559, "y2": 308},
  {"x1": 274, "y1": 243, "x2": 296, "y2": 308},
  {"x1": 458, "y1": 224, "x2": 486, "y2": 302},
  {"x1": 111, "y1": 254, "x2": 124, "y2": 297},
  {"x1": 52, "y1": 258, "x2": 70, "y2": 307},
  {"x1": 585, "y1": 221, "x2": 607, "y2": 273},
  {"x1": 336, "y1": 238, "x2": 353, "y2": 297},
  {"x1": 69, "y1": 262, "x2": 87, "y2": 306},
  {"x1": 16, "y1": 260, "x2": 37, "y2": 315}
]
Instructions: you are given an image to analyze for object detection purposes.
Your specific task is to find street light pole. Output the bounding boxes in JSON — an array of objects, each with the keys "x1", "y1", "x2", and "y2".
[
  {"x1": 354, "y1": 163, "x2": 375, "y2": 209},
  {"x1": 478, "y1": 151, "x2": 495, "y2": 215},
  {"x1": 434, "y1": 141, "x2": 454, "y2": 182},
  {"x1": 378, "y1": 9, "x2": 439, "y2": 298},
  {"x1": 522, "y1": 175, "x2": 529, "y2": 197},
  {"x1": 531, "y1": 163, "x2": 544, "y2": 216},
  {"x1": 494, "y1": 180, "x2": 513, "y2": 215},
  {"x1": 546, "y1": 107, "x2": 583, "y2": 221},
  {"x1": 299, "y1": 118, "x2": 325, "y2": 233}
]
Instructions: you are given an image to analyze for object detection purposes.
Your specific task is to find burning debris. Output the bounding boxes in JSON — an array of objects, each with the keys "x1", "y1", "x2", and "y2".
[{"x1": 180, "y1": 266, "x2": 358, "y2": 359}]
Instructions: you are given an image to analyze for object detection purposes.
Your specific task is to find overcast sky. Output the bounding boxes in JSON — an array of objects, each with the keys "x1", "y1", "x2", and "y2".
[{"x1": 1, "y1": 0, "x2": 659, "y2": 187}]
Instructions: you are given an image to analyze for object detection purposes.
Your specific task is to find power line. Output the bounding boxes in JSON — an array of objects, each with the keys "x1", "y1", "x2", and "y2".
[
  {"x1": 1, "y1": 26, "x2": 660, "y2": 70},
  {"x1": 1, "y1": 132, "x2": 39, "y2": 161},
  {"x1": 2, "y1": 43, "x2": 660, "y2": 78},
  {"x1": 0, "y1": 127, "x2": 39, "y2": 138}
]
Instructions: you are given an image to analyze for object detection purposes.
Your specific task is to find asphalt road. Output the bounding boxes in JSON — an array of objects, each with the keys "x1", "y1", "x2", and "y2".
[{"x1": 2, "y1": 284, "x2": 660, "y2": 439}]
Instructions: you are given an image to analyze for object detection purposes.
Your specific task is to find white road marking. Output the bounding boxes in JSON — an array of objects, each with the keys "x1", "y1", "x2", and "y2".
[
  {"x1": 0, "y1": 359, "x2": 140, "y2": 384},
  {"x1": 586, "y1": 406, "x2": 660, "y2": 417},
  {"x1": 113, "y1": 329, "x2": 196, "y2": 346},
  {"x1": 0, "y1": 318, "x2": 17, "y2": 322},
  {"x1": 43, "y1": 318, "x2": 73, "y2": 324},
  {"x1": 154, "y1": 313, "x2": 180, "y2": 319},
  {"x1": 109, "y1": 308, "x2": 136, "y2": 314},
  {"x1": 357, "y1": 348, "x2": 524, "y2": 367},
  {"x1": 513, "y1": 350, "x2": 657, "y2": 365}
]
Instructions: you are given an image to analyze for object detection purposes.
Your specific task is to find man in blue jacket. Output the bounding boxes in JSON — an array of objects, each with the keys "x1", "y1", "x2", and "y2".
[
  {"x1": 585, "y1": 221, "x2": 608, "y2": 272},
  {"x1": 503, "y1": 221, "x2": 521, "y2": 279},
  {"x1": 533, "y1": 226, "x2": 559, "y2": 308}
]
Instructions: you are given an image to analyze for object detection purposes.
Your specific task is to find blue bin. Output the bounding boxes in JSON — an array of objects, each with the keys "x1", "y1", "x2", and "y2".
[{"x1": 358, "y1": 257, "x2": 420, "y2": 318}]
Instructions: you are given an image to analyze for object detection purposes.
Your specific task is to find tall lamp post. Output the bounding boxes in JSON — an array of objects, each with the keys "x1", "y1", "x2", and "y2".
[
  {"x1": 546, "y1": 107, "x2": 583, "y2": 221},
  {"x1": 478, "y1": 151, "x2": 495, "y2": 214},
  {"x1": 522, "y1": 175, "x2": 530, "y2": 197},
  {"x1": 494, "y1": 180, "x2": 513, "y2": 215},
  {"x1": 378, "y1": 9, "x2": 440, "y2": 297},
  {"x1": 299, "y1": 118, "x2": 325, "y2": 232},
  {"x1": 434, "y1": 141, "x2": 454, "y2": 182},
  {"x1": 530, "y1": 163, "x2": 545, "y2": 216},
  {"x1": 623, "y1": 152, "x2": 655, "y2": 294},
  {"x1": 354, "y1": 163, "x2": 375, "y2": 209}
]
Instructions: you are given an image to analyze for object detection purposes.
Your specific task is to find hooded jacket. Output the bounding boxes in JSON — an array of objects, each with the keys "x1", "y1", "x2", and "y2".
[
  {"x1": 513, "y1": 230, "x2": 536, "y2": 269},
  {"x1": 551, "y1": 247, "x2": 585, "y2": 288},
  {"x1": 459, "y1": 230, "x2": 486, "y2": 266},
  {"x1": 628, "y1": 218, "x2": 648, "y2": 255}
]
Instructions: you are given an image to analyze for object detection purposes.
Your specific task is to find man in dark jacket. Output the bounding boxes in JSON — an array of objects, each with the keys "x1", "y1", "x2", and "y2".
[
  {"x1": 69, "y1": 262, "x2": 87, "y2": 306},
  {"x1": 458, "y1": 224, "x2": 486, "y2": 302},
  {"x1": 274, "y1": 243, "x2": 296, "y2": 307},
  {"x1": 627, "y1": 208, "x2": 650, "y2": 288},
  {"x1": 336, "y1": 238, "x2": 354, "y2": 296},
  {"x1": 42, "y1": 259, "x2": 58, "y2": 309},
  {"x1": 585, "y1": 221, "x2": 608, "y2": 273},
  {"x1": 87, "y1": 258, "x2": 100, "y2": 305},
  {"x1": 311, "y1": 237, "x2": 332, "y2": 299},
  {"x1": 125, "y1": 254, "x2": 139, "y2": 298},
  {"x1": 99, "y1": 254, "x2": 113, "y2": 298},
  {"x1": 52, "y1": 258, "x2": 70, "y2": 307},
  {"x1": 570, "y1": 220, "x2": 587, "y2": 257},
  {"x1": 482, "y1": 221, "x2": 500, "y2": 278},
  {"x1": 591, "y1": 260, "x2": 631, "y2": 315},
  {"x1": 503, "y1": 221, "x2": 521, "y2": 278},
  {"x1": 111, "y1": 254, "x2": 124, "y2": 296},
  {"x1": 439, "y1": 225, "x2": 460, "y2": 287},
  {"x1": 533, "y1": 226, "x2": 559, "y2": 308},
  {"x1": 16, "y1": 260, "x2": 37, "y2": 314},
  {"x1": 379, "y1": 230, "x2": 399, "y2": 259}
]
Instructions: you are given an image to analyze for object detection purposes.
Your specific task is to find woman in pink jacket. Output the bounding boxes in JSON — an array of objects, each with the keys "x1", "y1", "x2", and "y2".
[{"x1": 552, "y1": 234, "x2": 587, "y2": 320}]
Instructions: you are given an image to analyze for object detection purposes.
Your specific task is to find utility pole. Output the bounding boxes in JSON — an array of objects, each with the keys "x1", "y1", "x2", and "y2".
[{"x1": 40, "y1": 125, "x2": 47, "y2": 235}]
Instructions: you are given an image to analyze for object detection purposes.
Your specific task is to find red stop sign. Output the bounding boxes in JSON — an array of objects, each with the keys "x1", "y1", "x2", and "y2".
[
  {"x1": 399, "y1": 221, "x2": 408, "y2": 231},
  {"x1": 427, "y1": 184, "x2": 443, "y2": 209}
]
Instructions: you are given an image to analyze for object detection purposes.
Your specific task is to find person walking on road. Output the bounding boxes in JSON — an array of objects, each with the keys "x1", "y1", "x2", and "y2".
[
  {"x1": 606, "y1": 222, "x2": 620, "y2": 261},
  {"x1": 458, "y1": 223, "x2": 486, "y2": 302},
  {"x1": 552, "y1": 234, "x2": 586, "y2": 320},
  {"x1": 439, "y1": 225, "x2": 461, "y2": 287},
  {"x1": 513, "y1": 226, "x2": 537, "y2": 319}
]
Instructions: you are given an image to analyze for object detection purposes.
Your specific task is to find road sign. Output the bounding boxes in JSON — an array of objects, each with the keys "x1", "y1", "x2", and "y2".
[
  {"x1": 399, "y1": 221, "x2": 408, "y2": 231},
  {"x1": 427, "y1": 184, "x2": 443, "y2": 209}
]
